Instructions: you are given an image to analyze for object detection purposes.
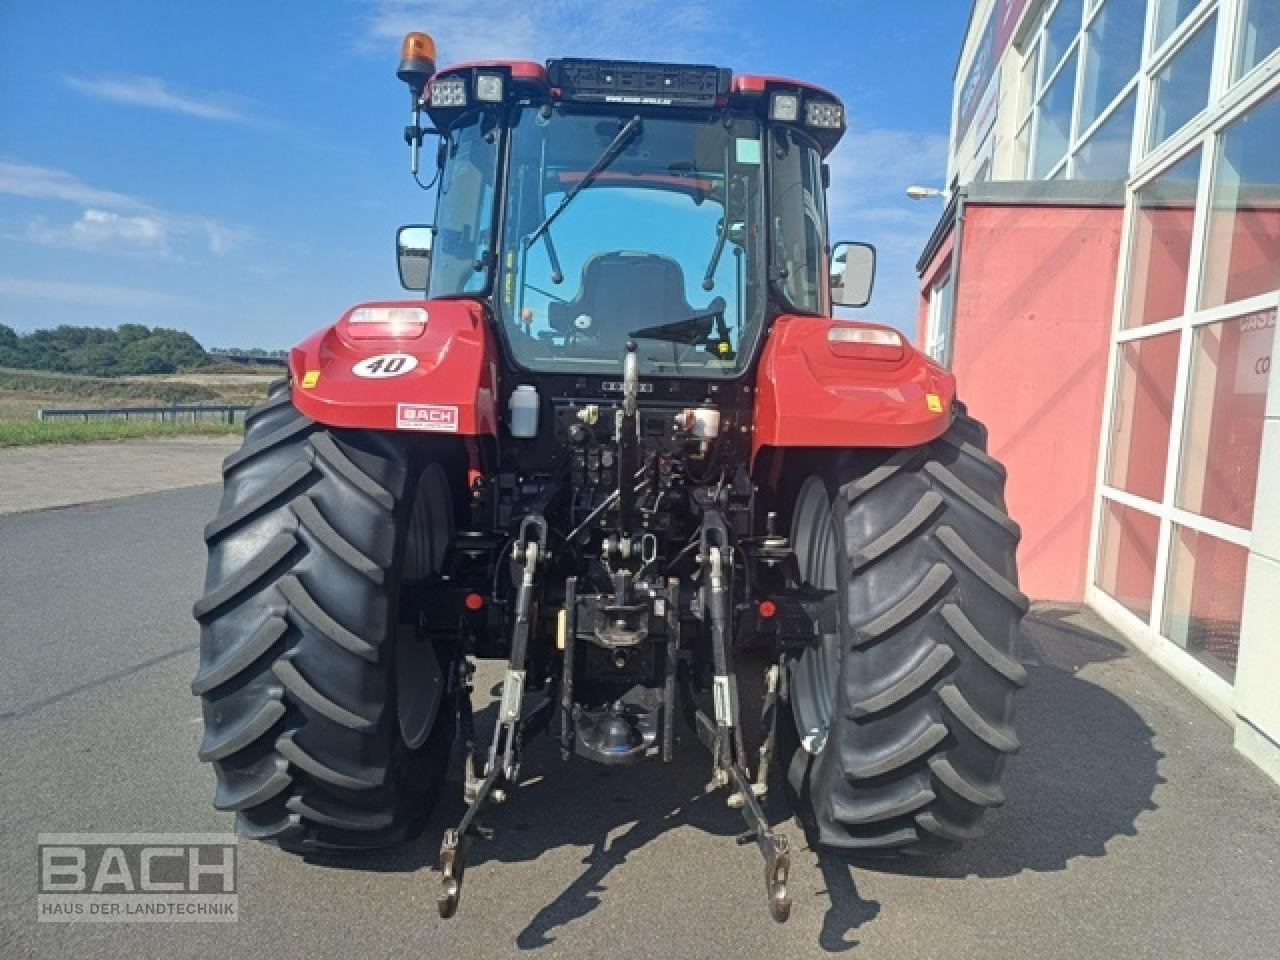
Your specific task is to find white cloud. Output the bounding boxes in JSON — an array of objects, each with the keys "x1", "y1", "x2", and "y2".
[
  {"x1": 0, "y1": 159, "x2": 143, "y2": 209},
  {"x1": 825, "y1": 128, "x2": 949, "y2": 219},
  {"x1": 362, "y1": 0, "x2": 729, "y2": 64},
  {"x1": 63, "y1": 75, "x2": 252, "y2": 124},
  {"x1": 0, "y1": 275, "x2": 188, "y2": 309},
  {"x1": 27, "y1": 209, "x2": 170, "y2": 257},
  {"x1": 2, "y1": 159, "x2": 249, "y2": 260},
  {"x1": 24, "y1": 207, "x2": 249, "y2": 260}
]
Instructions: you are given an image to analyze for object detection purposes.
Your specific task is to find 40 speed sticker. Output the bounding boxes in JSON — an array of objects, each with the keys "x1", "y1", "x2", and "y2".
[{"x1": 351, "y1": 353, "x2": 418, "y2": 378}]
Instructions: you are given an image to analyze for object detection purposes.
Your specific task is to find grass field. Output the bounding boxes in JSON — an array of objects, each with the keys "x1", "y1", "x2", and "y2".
[
  {"x1": 0, "y1": 366, "x2": 271, "y2": 447},
  {"x1": 0, "y1": 366, "x2": 275, "y2": 420},
  {"x1": 0, "y1": 419, "x2": 243, "y2": 448}
]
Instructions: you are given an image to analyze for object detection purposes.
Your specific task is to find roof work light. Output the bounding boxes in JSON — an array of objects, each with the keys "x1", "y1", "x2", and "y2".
[
  {"x1": 475, "y1": 73, "x2": 505, "y2": 103},
  {"x1": 769, "y1": 92, "x2": 800, "y2": 122}
]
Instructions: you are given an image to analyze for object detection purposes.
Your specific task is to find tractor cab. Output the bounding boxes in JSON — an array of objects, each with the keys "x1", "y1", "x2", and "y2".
[{"x1": 394, "y1": 47, "x2": 874, "y2": 386}]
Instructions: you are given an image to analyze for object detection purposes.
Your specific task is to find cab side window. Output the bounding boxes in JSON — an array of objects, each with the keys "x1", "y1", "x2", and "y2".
[{"x1": 770, "y1": 128, "x2": 829, "y2": 314}]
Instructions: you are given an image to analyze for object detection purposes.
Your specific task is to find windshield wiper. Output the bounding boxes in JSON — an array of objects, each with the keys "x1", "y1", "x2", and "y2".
[{"x1": 527, "y1": 115, "x2": 643, "y2": 248}]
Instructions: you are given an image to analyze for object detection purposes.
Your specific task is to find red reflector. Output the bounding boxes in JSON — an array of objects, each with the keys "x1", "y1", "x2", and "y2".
[
  {"x1": 464, "y1": 592, "x2": 485, "y2": 612},
  {"x1": 758, "y1": 600, "x2": 777, "y2": 619}
]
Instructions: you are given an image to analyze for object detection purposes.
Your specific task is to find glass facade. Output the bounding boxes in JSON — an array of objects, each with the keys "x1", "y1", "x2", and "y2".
[
  {"x1": 944, "y1": 0, "x2": 1280, "y2": 753},
  {"x1": 1235, "y1": 0, "x2": 1280, "y2": 78},
  {"x1": 1080, "y1": 0, "x2": 1147, "y2": 129},
  {"x1": 1090, "y1": 6, "x2": 1280, "y2": 700},
  {"x1": 1097, "y1": 499, "x2": 1162, "y2": 620},
  {"x1": 1153, "y1": 0, "x2": 1203, "y2": 49},
  {"x1": 1105, "y1": 331, "x2": 1182, "y2": 500},
  {"x1": 1148, "y1": 13, "x2": 1218, "y2": 149},
  {"x1": 992, "y1": 0, "x2": 1280, "y2": 693},
  {"x1": 1176, "y1": 310, "x2": 1275, "y2": 528},
  {"x1": 1200, "y1": 87, "x2": 1280, "y2": 308},
  {"x1": 1077, "y1": 92, "x2": 1137, "y2": 177},
  {"x1": 1162, "y1": 525, "x2": 1248, "y2": 678},
  {"x1": 1124, "y1": 148, "x2": 1202, "y2": 327},
  {"x1": 1034, "y1": 53, "x2": 1080, "y2": 176}
]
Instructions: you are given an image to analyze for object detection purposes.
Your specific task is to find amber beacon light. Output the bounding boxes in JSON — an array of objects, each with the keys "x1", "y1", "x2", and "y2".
[
  {"x1": 397, "y1": 32, "x2": 437, "y2": 94},
  {"x1": 397, "y1": 31, "x2": 438, "y2": 178}
]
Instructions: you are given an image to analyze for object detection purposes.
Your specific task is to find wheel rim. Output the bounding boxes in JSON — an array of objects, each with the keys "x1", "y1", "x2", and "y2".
[
  {"x1": 397, "y1": 463, "x2": 453, "y2": 749},
  {"x1": 789, "y1": 476, "x2": 840, "y2": 755}
]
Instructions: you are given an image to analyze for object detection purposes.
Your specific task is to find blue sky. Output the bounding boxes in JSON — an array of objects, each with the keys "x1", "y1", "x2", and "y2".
[{"x1": 0, "y1": 1, "x2": 968, "y2": 349}]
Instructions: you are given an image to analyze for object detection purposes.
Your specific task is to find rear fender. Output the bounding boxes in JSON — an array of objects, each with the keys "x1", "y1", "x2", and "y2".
[
  {"x1": 752, "y1": 315, "x2": 955, "y2": 461},
  {"x1": 288, "y1": 299, "x2": 498, "y2": 435}
]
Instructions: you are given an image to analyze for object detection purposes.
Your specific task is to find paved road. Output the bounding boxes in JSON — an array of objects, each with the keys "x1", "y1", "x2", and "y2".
[
  {"x1": 2, "y1": 484, "x2": 1279, "y2": 959},
  {"x1": 0, "y1": 437, "x2": 238, "y2": 516}
]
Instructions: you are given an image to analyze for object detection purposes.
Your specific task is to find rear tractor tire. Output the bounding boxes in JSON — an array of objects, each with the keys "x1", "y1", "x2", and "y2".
[
  {"x1": 784, "y1": 405, "x2": 1028, "y2": 855},
  {"x1": 192, "y1": 384, "x2": 461, "y2": 851}
]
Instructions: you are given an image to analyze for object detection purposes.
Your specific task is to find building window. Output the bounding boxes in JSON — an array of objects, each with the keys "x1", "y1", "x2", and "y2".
[
  {"x1": 1176, "y1": 309, "x2": 1276, "y2": 529},
  {"x1": 1076, "y1": 91, "x2": 1137, "y2": 178},
  {"x1": 1162, "y1": 526, "x2": 1248, "y2": 679},
  {"x1": 1043, "y1": 0, "x2": 1087, "y2": 81},
  {"x1": 1106, "y1": 331, "x2": 1182, "y2": 502},
  {"x1": 1080, "y1": 0, "x2": 1146, "y2": 130},
  {"x1": 1199, "y1": 87, "x2": 1280, "y2": 308},
  {"x1": 1097, "y1": 499, "x2": 1162, "y2": 621},
  {"x1": 1034, "y1": 51, "x2": 1080, "y2": 177},
  {"x1": 1014, "y1": 118, "x2": 1033, "y2": 177},
  {"x1": 1235, "y1": 0, "x2": 1280, "y2": 80},
  {"x1": 925, "y1": 270, "x2": 954, "y2": 367},
  {"x1": 1125, "y1": 148, "x2": 1203, "y2": 327},
  {"x1": 1018, "y1": 40, "x2": 1040, "y2": 118},
  {"x1": 1148, "y1": 13, "x2": 1218, "y2": 150},
  {"x1": 1152, "y1": 0, "x2": 1205, "y2": 51}
]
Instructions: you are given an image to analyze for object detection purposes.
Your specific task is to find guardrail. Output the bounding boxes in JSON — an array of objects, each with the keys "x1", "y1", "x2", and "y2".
[{"x1": 37, "y1": 403, "x2": 252, "y2": 424}]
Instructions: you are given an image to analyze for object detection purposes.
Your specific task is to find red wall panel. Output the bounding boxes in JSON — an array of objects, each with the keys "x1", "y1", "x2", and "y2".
[{"x1": 921, "y1": 202, "x2": 1124, "y2": 600}]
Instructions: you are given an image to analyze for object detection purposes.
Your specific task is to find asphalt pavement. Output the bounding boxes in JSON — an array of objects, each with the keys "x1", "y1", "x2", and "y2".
[{"x1": 1, "y1": 482, "x2": 1278, "y2": 959}]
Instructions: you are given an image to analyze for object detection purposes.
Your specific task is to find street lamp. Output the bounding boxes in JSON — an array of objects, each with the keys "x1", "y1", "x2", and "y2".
[{"x1": 906, "y1": 185, "x2": 947, "y2": 200}]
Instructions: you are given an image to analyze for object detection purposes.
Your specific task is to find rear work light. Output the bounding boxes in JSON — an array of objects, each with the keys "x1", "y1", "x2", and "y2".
[
  {"x1": 805, "y1": 100, "x2": 844, "y2": 129},
  {"x1": 347, "y1": 306, "x2": 428, "y2": 339},
  {"x1": 769, "y1": 92, "x2": 800, "y2": 122},
  {"x1": 827, "y1": 325, "x2": 904, "y2": 362},
  {"x1": 429, "y1": 76, "x2": 467, "y2": 108},
  {"x1": 474, "y1": 73, "x2": 504, "y2": 102}
]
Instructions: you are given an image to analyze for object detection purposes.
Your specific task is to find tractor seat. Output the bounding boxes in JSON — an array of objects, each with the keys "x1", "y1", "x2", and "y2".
[{"x1": 548, "y1": 252, "x2": 719, "y2": 356}]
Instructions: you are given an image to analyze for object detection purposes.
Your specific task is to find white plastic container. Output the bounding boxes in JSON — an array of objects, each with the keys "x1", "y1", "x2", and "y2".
[{"x1": 509, "y1": 385, "x2": 540, "y2": 438}]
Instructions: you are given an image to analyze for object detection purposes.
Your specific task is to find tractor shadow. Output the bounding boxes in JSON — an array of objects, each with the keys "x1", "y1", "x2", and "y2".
[
  {"x1": 807, "y1": 602, "x2": 1165, "y2": 951},
  {"x1": 300, "y1": 603, "x2": 1163, "y2": 953},
  {"x1": 299, "y1": 678, "x2": 766, "y2": 947}
]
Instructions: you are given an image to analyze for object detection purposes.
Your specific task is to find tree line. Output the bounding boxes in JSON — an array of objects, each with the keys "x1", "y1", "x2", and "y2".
[{"x1": 0, "y1": 323, "x2": 211, "y2": 376}]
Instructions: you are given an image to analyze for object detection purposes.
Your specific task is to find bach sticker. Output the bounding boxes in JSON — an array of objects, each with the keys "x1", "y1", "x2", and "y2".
[{"x1": 397, "y1": 403, "x2": 459, "y2": 432}]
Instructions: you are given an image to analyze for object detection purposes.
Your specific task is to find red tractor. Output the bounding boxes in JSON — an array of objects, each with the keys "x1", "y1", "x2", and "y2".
[{"x1": 193, "y1": 32, "x2": 1026, "y2": 923}]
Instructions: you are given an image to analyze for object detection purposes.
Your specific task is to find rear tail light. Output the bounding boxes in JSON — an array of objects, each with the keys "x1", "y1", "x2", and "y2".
[
  {"x1": 346, "y1": 306, "x2": 427, "y2": 340},
  {"x1": 826, "y1": 324, "x2": 905, "y2": 362}
]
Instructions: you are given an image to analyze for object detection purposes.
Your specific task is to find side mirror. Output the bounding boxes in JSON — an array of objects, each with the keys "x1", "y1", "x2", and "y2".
[
  {"x1": 397, "y1": 225, "x2": 433, "y2": 291},
  {"x1": 831, "y1": 241, "x2": 875, "y2": 308}
]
